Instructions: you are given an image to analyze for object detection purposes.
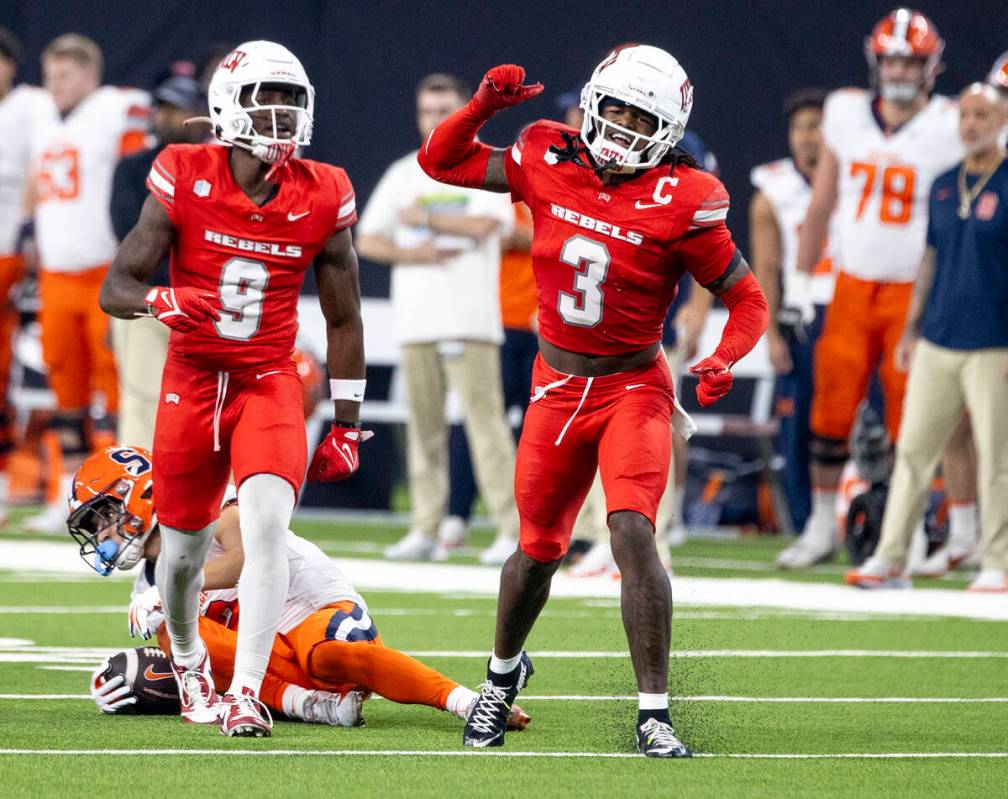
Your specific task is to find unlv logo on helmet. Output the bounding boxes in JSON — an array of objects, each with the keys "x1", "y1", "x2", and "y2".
[
  {"x1": 220, "y1": 50, "x2": 247, "y2": 73},
  {"x1": 679, "y1": 79, "x2": 694, "y2": 112}
]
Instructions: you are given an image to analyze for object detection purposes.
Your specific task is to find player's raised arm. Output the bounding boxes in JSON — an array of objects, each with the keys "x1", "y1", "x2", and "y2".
[
  {"x1": 99, "y1": 194, "x2": 220, "y2": 330},
  {"x1": 417, "y1": 64, "x2": 543, "y2": 193},
  {"x1": 307, "y1": 227, "x2": 371, "y2": 483}
]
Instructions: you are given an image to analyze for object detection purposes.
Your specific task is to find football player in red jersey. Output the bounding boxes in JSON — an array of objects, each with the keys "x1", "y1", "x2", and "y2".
[
  {"x1": 418, "y1": 45, "x2": 768, "y2": 757},
  {"x1": 99, "y1": 41, "x2": 367, "y2": 738}
]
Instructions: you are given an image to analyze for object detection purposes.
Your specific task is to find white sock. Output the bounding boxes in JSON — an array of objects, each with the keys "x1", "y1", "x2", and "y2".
[
  {"x1": 281, "y1": 684, "x2": 309, "y2": 718},
  {"x1": 639, "y1": 691, "x2": 669, "y2": 711},
  {"x1": 803, "y1": 490, "x2": 838, "y2": 545},
  {"x1": 156, "y1": 523, "x2": 215, "y2": 669},
  {"x1": 445, "y1": 685, "x2": 478, "y2": 718},
  {"x1": 489, "y1": 651, "x2": 522, "y2": 675},
  {"x1": 229, "y1": 474, "x2": 294, "y2": 697},
  {"x1": 948, "y1": 503, "x2": 979, "y2": 550}
]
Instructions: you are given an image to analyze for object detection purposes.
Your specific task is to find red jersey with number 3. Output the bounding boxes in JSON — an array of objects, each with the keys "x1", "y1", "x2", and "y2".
[
  {"x1": 146, "y1": 144, "x2": 356, "y2": 369},
  {"x1": 504, "y1": 120, "x2": 737, "y2": 356}
]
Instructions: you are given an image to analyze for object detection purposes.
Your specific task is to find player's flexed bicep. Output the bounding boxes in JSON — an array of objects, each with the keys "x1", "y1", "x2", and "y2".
[{"x1": 418, "y1": 64, "x2": 543, "y2": 194}]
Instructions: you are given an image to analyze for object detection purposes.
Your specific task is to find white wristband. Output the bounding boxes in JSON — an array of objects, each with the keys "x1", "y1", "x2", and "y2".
[{"x1": 330, "y1": 378, "x2": 366, "y2": 402}]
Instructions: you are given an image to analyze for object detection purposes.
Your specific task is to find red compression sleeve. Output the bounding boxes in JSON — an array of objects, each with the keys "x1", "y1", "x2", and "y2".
[
  {"x1": 713, "y1": 272, "x2": 769, "y2": 364},
  {"x1": 416, "y1": 101, "x2": 495, "y2": 188}
]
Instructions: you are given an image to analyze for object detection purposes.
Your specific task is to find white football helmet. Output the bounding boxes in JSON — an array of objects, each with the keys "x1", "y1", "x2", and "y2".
[
  {"x1": 989, "y1": 50, "x2": 1008, "y2": 94},
  {"x1": 208, "y1": 40, "x2": 314, "y2": 163},
  {"x1": 579, "y1": 44, "x2": 692, "y2": 170}
]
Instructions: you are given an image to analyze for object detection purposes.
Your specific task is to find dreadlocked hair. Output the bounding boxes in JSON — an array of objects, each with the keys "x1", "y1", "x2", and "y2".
[{"x1": 548, "y1": 130, "x2": 701, "y2": 176}]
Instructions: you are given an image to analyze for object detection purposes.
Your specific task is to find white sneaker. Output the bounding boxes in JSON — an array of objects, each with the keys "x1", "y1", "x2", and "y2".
[
  {"x1": 300, "y1": 690, "x2": 365, "y2": 727},
  {"x1": 775, "y1": 527, "x2": 837, "y2": 570},
  {"x1": 567, "y1": 540, "x2": 619, "y2": 578},
  {"x1": 384, "y1": 530, "x2": 436, "y2": 561},
  {"x1": 23, "y1": 503, "x2": 67, "y2": 534},
  {"x1": 913, "y1": 546, "x2": 951, "y2": 578},
  {"x1": 479, "y1": 535, "x2": 517, "y2": 566},
  {"x1": 432, "y1": 516, "x2": 469, "y2": 562},
  {"x1": 844, "y1": 555, "x2": 911, "y2": 589},
  {"x1": 967, "y1": 569, "x2": 1007, "y2": 593}
]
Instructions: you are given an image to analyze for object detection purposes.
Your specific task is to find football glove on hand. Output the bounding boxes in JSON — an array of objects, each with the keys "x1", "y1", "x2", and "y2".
[
  {"x1": 473, "y1": 65, "x2": 544, "y2": 115},
  {"x1": 690, "y1": 353, "x2": 734, "y2": 407},
  {"x1": 787, "y1": 271, "x2": 817, "y2": 328},
  {"x1": 90, "y1": 663, "x2": 137, "y2": 714},
  {"x1": 307, "y1": 424, "x2": 374, "y2": 482},
  {"x1": 127, "y1": 585, "x2": 163, "y2": 640},
  {"x1": 144, "y1": 286, "x2": 221, "y2": 333}
]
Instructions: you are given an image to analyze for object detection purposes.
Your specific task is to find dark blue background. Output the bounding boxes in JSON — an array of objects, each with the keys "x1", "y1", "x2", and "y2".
[{"x1": 3, "y1": 0, "x2": 1003, "y2": 277}]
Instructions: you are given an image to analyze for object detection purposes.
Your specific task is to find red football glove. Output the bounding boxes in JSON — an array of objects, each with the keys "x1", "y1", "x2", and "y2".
[
  {"x1": 472, "y1": 64, "x2": 544, "y2": 115},
  {"x1": 690, "y1": 354, "x2": 734, "y2": 408},
  {"x1": 145, "y1": 287, "x2": 221, "y2": 333},
  {"x1": 308, "y1": 424, "x2": 374, "y2": 482}
]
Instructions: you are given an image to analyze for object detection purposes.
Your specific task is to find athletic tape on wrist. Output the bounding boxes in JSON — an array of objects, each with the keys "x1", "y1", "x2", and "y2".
[{"x1": 330, "y1": 378, "x2": 366, "y2": 402}]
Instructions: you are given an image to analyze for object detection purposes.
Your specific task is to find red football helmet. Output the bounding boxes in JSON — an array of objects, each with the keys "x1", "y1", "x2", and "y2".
[
  {"x1": 865, "y1": 8, "x2": 944, "y2": 102},
  {"x1": 67, "y1": 447, "x2": 156, "y2": 575},
  {"x1": 989, "y1": 51, "x2": 1008, "y2": 94},
  {"x1": 293, "y1": 347, "x2": 324, "y2": 418}
]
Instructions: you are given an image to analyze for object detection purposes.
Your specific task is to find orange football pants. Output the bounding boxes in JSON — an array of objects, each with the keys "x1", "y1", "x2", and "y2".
[
  {"x1": 0, "y1": 255, "x2": 23, "y2": 467},
  {"x1": 810, "y1": 272, "x2": 912, "y2": 442},
  {"x1": 38, "y1": 266, "x2": 118, "y2": 412},
  {"x1": 161, "y1": 600, "x2": 459, "y2": 716}
]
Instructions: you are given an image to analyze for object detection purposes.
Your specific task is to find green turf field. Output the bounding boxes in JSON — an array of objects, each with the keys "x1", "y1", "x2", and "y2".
[{"x1": 1, "y1": 511, "x2": 1005, "y2": 797}]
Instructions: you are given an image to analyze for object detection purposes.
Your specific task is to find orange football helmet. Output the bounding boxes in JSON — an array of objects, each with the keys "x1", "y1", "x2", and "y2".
[
  {"x1": 67, "y1": 446, "x2": 156, "y2": 575},
  {"x1": 293, "y1": 347, "x2": 324, "y2": 418},
  {"x1": 865, "y1": 8, "x2": 944, "y2": 101},
  {"x1": 989, "y1": 51, "x2": 1008, "y2": 94}
]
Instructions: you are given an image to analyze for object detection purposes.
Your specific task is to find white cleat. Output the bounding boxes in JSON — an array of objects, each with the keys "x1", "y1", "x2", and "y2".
[
  {"x1": 22, "y1": 503, "x2": 68, "y2": 534},
  {"x1": 432, "y1": 516, "x2": 469, "y2": 562},
  {"x1": 844, "y1": 555, "x2": 911, "y2": 589},
  {"x1": 383, "y1": 530, "x2": 436, "y2": 562},
  {"x1": 913, "y1": 546, "x2": 951, "y2": 578},
  {"x1": 479, "y1": 535, "x2": 518, "y2": 566},
  {"x1": 300, "y1": 689, "x2": 366, "y2": 727},
  {"x1": 664, "y1": 522, "x2": 688, "y2": 549},
  {"x1": 775, "y1": 531, "x2": 837, "y2": 570},
  {"x1": 567, "y1": 539, "x2": 619, "y2": 578},
  {"x1": 967, "y1": 569, "x2": 1008, "y2": 593}
]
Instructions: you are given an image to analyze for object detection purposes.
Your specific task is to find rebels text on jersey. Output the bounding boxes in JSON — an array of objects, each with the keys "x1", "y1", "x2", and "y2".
[
  {"x1": 146, "y1": 144, "x2": 356, "y2": 369},
  {"x1": 504, "y1": 120, "x2": 737, "y2": 356}
]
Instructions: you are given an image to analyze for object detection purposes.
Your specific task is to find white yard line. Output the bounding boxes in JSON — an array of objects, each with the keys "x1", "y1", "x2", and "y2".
[
  {"x1": 4, "y1": 693, "x2": 1008, "y2": 704},
  {"x1": 0, "y1": 606, "x2": 125, "y2": 614},
  {"x1": 0, "y1": 748, "x2": 1004, "y2": 760}
]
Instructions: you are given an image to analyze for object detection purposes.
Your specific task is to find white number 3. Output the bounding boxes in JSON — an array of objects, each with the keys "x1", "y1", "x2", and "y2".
[
  {"x1": 557, "y1": 235, "x2": 609, "y2": 327},
  {"x1": 214, "y1": 257, "x2": 269, "y2": 341}
]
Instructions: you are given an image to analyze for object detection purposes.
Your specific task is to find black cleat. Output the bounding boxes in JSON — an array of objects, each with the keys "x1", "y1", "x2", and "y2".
[
  {"x1": 636, "y1": 718, "x2": 692, "y2": 758},
  {"x1": 462, "y1": 652, "x2": 534, "y2": 748}
]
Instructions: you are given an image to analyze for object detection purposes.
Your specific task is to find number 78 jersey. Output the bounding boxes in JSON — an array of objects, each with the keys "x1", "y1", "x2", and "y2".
[
  {"x1": 146, "y1": 144, "x2": 356, "y2": 369},
  {"x1": 504, "y1": 121, "x2": 738, "y2": 356},
  {"x1": 823, "y1": 89, "x2": 961, "y2": 283}
]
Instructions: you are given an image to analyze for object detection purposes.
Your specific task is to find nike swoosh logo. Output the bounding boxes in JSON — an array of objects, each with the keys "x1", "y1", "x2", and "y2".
[
  {"x1": 256, "y1": 370, "x2": 282, "y2": 380},
  {"x1": 143, "y1": 665, "x2": 175, "y2": 681},
  {"x1": 625, "y1": 383, "x2": 646, "y2": 390},
  {"x1": 337, "y1": 442, "x2": 356, "y2": 470},
  {"x1": 634, "y1": 201, "x2": 666, "y2": 210},
  {"x1": 287, "y1": 210, "x2": 310, "y2": 221}
]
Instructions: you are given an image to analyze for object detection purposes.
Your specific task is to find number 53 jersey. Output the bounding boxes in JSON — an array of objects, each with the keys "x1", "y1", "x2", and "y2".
[
  {"x1": 146, "y1": 144, "x2": 356, "y2": 369},
  {"x1": 504, "y1": 120, "x2": 738, "y2": 357},
  {"x1": 823, "y1": 89, "x2": 961, "y2": 283}
]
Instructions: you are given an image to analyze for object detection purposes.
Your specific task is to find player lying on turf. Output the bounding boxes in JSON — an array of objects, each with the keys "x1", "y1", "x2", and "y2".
[
  {"x1": 417, "y1": 46, "x2": 768, "y2": 757},
  {"x1": 69, "y1": 445, "x2": 529, "y2": 730}
]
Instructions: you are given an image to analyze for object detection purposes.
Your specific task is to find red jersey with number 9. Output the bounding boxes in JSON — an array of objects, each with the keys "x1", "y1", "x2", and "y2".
[
  {"x1": 504, "y1": 120, "x2": 737, "y2": 356},
  {"x1": 146, "y1": 144, "x2": 356, "y2": 369}
]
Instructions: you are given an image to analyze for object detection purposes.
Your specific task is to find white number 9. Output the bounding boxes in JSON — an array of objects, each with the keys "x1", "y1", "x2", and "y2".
[{"x1": 214, "y1": 257, "x2": 269, "y2": 341}]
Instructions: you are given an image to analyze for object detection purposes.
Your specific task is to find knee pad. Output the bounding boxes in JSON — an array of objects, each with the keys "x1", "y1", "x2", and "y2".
[{"x1": 810, "y1": 434, "x2": 849, "y2": 466}]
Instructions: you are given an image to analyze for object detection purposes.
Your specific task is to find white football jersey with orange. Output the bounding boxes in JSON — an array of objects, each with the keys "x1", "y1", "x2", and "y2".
[
  {"x1": 0, "y1": 85, "x2": 51, "y2": 256},
  {"x1": 32, "y1": 85, "x2": 149, "y2": 271},
  {"x1": 823, "y1": 88, "x2": 961, "y2": 283},
  {"x1": 750, "y1": 157, "x2": 837, "y2": 306}
]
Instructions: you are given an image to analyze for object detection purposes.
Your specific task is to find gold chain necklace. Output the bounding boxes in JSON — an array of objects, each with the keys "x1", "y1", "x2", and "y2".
[{"x1": 957, "y1": 151, "x2": 1006, "y2": 220}]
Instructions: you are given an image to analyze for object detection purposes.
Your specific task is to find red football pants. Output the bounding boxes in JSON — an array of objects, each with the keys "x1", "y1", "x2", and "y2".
[
  {"x1": 515, "y1": 353, "x2": 675, "y2": 562},
  {"x1": 152, "y1": 352, "x2": 307, "y2": 530}
]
